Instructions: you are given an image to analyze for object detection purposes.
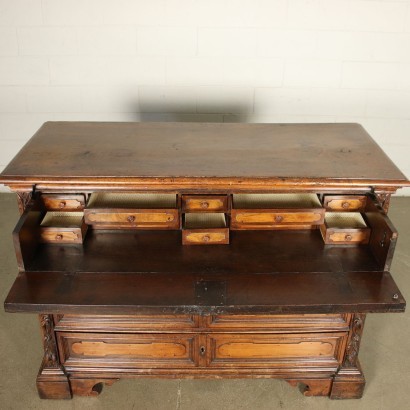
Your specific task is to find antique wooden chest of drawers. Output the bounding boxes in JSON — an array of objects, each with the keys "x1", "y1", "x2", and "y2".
[{"x1": 1, "y1": 122, "x2": 409, "y2": 400}]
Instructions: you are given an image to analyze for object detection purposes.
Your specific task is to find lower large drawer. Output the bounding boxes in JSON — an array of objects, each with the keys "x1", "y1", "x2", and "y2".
[
  {"x1": 206, "y1": 333, "x2": 347, "y2": 368},
  {"x1": 57, "y1": 332, "x2": 199, "y2": 369}
]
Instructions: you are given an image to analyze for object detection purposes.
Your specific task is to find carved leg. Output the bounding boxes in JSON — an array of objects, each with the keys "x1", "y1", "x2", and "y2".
[
  {"x1": 330, "y1": 313, "x2": 366, "y2": 399},
  {"x1": 286, "y1": 378, "x2": 333, "y2": 396},
  {"x1": 36, "y1": 314, "x2": 72, "y2": 399},
  {"x1": 70, "y1": 378, "x2": 119, "y2": 397}
]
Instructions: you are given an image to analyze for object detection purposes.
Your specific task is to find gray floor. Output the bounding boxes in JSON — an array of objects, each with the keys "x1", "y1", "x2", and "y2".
[{"x1": 0, "y1": 193, "x2": 409, "y2": 410}]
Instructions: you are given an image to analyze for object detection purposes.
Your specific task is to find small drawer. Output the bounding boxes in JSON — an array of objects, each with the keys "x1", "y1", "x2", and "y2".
[
  {"x1": 182, "y1": 195, "x2": 228, "y2": 212},
  {"x1": 40, "y1": 212, "x2": 87, "y2": 244},
  {"x1": 323, "y1": 195, "x2": 366, "y2": 212},
  {"x1": 320, "y1": 212, "x2": 370, "y2": 245},
  {"x1": 182, "y1": 213, "x2": 229, "y2": 245},
  {"x1": 206, "y1": 314, "x2": 351, "y2": 332},
  {"x1": 231, "y1": 193, "x2": 324, "y2": 230},
  {"x1": 84, "y1": 209, "x2": 179, "y2": 229},
  {"x1": 54, "y1": 314, "x2": 199, "y2": 332},
  {"x1": 41, "y1": 194, "x2": 86, "y2": 211},
  {"x1": 84, "y1": 193, "x2": 179, "y2": 229}
]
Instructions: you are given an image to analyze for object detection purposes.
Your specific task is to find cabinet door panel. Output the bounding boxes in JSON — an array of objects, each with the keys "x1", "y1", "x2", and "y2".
[
  {"x1": 207, "y1": 333, "x2": 347, "y2": 368},
  {"x1": 57, "y1": 332, "x2": 199, "y2": 369}
]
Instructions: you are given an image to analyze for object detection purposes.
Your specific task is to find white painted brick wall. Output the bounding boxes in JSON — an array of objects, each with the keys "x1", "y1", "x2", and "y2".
[{"x1": 0, "y1": 0, "x2": 409, "y2": 195}]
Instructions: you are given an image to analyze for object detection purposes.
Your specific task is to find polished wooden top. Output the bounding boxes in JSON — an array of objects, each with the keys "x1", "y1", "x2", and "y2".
[{"x1": 1, "y1": 122, "x2": 408, "y2": 190}]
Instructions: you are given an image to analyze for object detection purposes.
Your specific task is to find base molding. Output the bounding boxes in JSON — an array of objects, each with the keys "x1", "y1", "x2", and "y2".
[
  {"x1": 330, "y1": 362, "x2": 366, "y2": 399},
  {"x1": 36, "y1": 361, "x2": 72, "y2": 400}
]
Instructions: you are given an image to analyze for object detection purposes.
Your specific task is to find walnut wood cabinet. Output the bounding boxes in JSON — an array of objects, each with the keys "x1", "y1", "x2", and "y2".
[{"x1": 1, "y1": 122, "x2": 409, "y2": 400}]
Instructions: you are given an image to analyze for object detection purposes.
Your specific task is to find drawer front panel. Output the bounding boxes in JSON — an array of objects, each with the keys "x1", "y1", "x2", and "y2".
[
  {"x1": 320, "y1": 225, "x2": 370, "y2": 245},
  {"x1": 54, "y1": 314, "x2": 199, "y2": 332},
  {"x1": 207, "y1": 333, "x2": 346, "y2": 368},
  {"x1": 40, "y1": 228, "x2": 84, "y2": 244},
  {"x1": 207, "y1": 314, "x2": 350, "y2": 332},
  {"x1": 182, "y1": 195, "x2": 228, "y2": 212},
  {"x1": 58, "y1": 333, "x2": 199, "y2": 368},
  {"x1": 41, "y1": 194, "x2": 86, "y2": 211},
  {"x1": 84, "y1": 209, "x2": 179, "y2": 229},
  {"x1": 182, "y1": 228, "x2": 229, "y2": 245},
  {"x1": 231, "y1": 209, "x2": 324, "y2": 229},
  {"x1": 323, "y1": 195, "x2": 366, "y2": 212}
]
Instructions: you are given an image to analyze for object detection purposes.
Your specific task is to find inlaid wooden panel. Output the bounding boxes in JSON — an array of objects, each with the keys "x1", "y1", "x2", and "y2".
[
  {"x1": 182, "y1": 195, "x2": 228, "y2": 212},
  {"x1": 231, "y1": 209, "x2": 324, "y2": 230},
  {"x1": 41, "y1": 194, "x2": 86, "y2": 211},
  {"x1": 84, "y1": 208, "x2": 179, "y2": 229},
  {"x1": 323, "y1": 195, "x2": 367, "y2": 212},
  {"x1": 207, "y1": 333, "x2": 347, "y2": 368},
  {"x1": 57, "y1": 333, "x2": 199, "y2": 368}
]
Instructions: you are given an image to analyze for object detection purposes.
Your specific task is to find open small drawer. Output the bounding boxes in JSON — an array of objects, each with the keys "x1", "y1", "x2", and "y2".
[
  {"x1": 231, "y1": 194, "x2": 325, "y2": 230},
  {"x1": 182, "y1": 213, "x2": 229, "y2": 245},
  {"x1": 182, "y1": 195, "x2": 228, "y2": 212},
  {"x1": 84, "y1": 193, "x2": 179, "y2": 229},
  {"x1": 40, "y1": 212, "x2": 87, "y2": 244},
  {"x1": 40, "y1": 194, "x2": 86, "y2": 211},
  {"x1": 322, "y1": 195, "x2": 367, "y2": 212},
  {"x1": 320, "y1": 212, "x2": 370, "y2": 245}
]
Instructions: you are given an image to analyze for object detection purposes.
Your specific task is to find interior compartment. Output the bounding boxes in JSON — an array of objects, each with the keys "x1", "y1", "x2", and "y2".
[
  {"x1": 87, "y1": 193, "x2": 177, "y2": 209},
  {"x1": 40, "y1": 212, "x2": 84, "y2": 228},
  {"x1": 184, "y1": 213, "x2": 227, "y2": 229},
  {"x1": 233, "y1": 193, "x2": 322, "y2": 209}
]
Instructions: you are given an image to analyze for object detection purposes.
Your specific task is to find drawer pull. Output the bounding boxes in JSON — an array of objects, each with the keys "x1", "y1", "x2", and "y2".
[
  {"x1": 275, "y1": 215, "x2": 283, "y2": 223},
  {"x1": 55, "y1": 234, "x2": 63, "y2": 241},
  {"x1": 200, "y1": 201, "x2": 209, "y2": 209},
  {"x1": 202, "y1": 235, "x2": 211, "y2": 242},
  {"x1": 59, "y1": 201, "x2": 66, "y2": 209},
  {"x1": 344, "y1": 234, "x2": 353, "y2": 241},
  {"x1": 127, "y1": 215, "x2": 135, "y2": 223},
  {"x1": 200, "y1": 346, "x2": 206, "y2": 356},
  {"x1": 342, "y1": 201, "x2": 350, "y2": 209}
]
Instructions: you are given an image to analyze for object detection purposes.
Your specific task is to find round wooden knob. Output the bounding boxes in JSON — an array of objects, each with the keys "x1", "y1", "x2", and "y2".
[
  {"x1": 127, "y1": 215, "x2": 136, "y2": 222},
  {"x1": 275, "y1": 215, "x2": 283, "y2": 223},
  {"x1": 342, "y1": 201, "x2": 350, "y2": 209},
  {"x1": 55, "y1": 234, "x2": 63, "y2": 240},
  {"x1": 202, "y1": 235, "x2": 211, "y2": 242},
  {"x1": 200, "y1": 201, "x2": 209, "y2": 209},
  {"x1": 59, "y1": 201, "x2": 66, "y2": 208},
  {"x1": 345, "y1": 234, "x2": 353, "y2": 241}
]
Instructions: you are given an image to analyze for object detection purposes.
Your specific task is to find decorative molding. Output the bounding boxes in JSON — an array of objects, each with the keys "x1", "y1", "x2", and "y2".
[
  {"x1": 343, "y1": 313, "x2": 366, "y2": 368},
  {"x1": 375, "y1": 193, "x2": 391, "y2": 214},
  {"x1": 39, "y1": 314, "x2": 59, "y2": 369},
  {"x1": 16, "y1": 191, "x2": 32, "y2": 214}
]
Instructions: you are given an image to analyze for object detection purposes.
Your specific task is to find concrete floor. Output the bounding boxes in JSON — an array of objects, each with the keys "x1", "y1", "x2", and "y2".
[{"x1": 0, "y1": 193, "x2": 409, "y2": 410}]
